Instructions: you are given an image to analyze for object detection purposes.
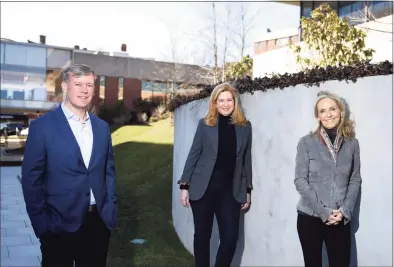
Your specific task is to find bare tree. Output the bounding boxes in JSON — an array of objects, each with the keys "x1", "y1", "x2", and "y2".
[
  {"x1": 212, "y1": 2, "x2": 219, "y2": 84},
  {"x1": 221, "y1": 4, "x2": 232, "y2": 82},
  {"x1": 232, "y1": 2, "x2": 260, "y2": 59}
]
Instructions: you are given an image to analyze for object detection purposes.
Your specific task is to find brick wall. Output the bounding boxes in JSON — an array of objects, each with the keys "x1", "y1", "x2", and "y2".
[
  {"x1": 104, "y1": 76, "x2": 119, "y2": 108},
  {"x1": 123, "y1": 78, "x2": 142, "y2": 111}
]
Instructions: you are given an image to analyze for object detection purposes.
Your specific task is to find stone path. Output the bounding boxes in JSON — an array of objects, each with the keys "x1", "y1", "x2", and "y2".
[{"x1": 1, "y1": 166, "x2": 41, "y2": 267}]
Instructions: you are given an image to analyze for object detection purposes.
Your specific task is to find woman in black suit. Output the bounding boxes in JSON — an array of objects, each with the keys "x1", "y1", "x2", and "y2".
[{"x1": 178, "y1": 83, "x2": 253, "y2": 267}]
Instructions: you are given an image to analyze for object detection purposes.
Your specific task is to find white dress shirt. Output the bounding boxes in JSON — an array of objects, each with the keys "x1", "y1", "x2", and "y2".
[{"x1": 61, "y1": 102, "x2": 96, "y2": 205}]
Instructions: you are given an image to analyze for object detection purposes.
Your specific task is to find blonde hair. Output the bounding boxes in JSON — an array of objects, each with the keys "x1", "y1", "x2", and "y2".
[
  {"x1": 204, "y1": 83, "x2": 247, "y2": 127},
  {"x1": 313, "y1": 91, "x2": 355, "y2": 139}
]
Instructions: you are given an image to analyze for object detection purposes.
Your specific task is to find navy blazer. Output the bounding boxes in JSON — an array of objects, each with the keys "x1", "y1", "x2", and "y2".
[{"x1": 21, "y1": 106, "x2": 116, "y2": 237}]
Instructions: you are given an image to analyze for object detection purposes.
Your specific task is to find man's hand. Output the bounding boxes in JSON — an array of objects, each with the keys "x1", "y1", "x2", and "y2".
[{"x1": 241, "y1": 193, "x2": 251, "y2": 210}]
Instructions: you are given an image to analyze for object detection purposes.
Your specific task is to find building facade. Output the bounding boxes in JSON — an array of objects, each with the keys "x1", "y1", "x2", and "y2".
[
  {"x1": 254, "y1": 1, "x2": 393, "y2": 55},
  {"x1": 0, "y1": 40, "x2": 72, "y2": 114},
  {"x1": 0, "y1": 38, "x2": 210, "y2": 115}
]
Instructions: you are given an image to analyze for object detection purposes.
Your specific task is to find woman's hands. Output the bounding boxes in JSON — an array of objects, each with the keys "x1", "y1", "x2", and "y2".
[
  {"x1": 241, "y1": 193, "x2": 251, "y2": 210},
  {"x1": 180, "y1": 189, "x2": 190, "y2": 208},
  {"x1": 326, "y1": 209, "x2": 343, "y2": 225}
]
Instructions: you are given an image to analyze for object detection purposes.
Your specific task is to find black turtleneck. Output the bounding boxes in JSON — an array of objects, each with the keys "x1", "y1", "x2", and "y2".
[
  {"x1": 323, "y1": 126, "x2": 337, "y2": 144},
  {"x1": 211, "y1": 114, "x2": 237, "y2": 185}
]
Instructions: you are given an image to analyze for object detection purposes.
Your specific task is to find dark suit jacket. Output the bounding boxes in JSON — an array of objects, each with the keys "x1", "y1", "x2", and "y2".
[
  {"x1": 21, "y1": 106, "x2": 116, "y2": 237},
  {"x1": 178, "y1": 117, "x2": 253, "y2": 203}
]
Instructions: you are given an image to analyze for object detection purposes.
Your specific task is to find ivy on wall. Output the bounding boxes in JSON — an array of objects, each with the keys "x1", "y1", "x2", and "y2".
[{"x1": 170, "y1": 61, "x2": 393, "y2": 111}]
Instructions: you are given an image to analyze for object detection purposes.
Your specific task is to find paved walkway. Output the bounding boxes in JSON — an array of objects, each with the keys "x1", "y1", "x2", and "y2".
[{"x1": 1, "y1": 166, "x2": 41, "y2": 267}]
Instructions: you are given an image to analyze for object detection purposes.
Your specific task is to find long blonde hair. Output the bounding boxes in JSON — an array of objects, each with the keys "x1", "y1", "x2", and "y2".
[
  {"x1": 313, "y1": 91, "x2": 355, "y2": 139},
  {"x1": 204, "y1": 83, "x2": 247, "y2": 127}
]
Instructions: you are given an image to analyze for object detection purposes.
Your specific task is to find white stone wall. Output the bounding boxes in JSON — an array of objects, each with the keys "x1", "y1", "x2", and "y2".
[{"x1": 172, "y1": 75, "x2": 393, "y2": 266}]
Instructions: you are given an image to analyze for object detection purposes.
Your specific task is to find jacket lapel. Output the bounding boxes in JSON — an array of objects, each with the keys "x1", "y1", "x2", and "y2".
[
  {"x1": 211, "y1": 121, "x2": 219, "y2": 155},
  {"x1": 88, "y1": 114, "x2": 99, "y2": 169},
  {"x1": 235, "y1": 125, "x2": 242, "y2": 156},
  {"x1": 54, "y1": 107, "x2": 85, "y2": 167}
]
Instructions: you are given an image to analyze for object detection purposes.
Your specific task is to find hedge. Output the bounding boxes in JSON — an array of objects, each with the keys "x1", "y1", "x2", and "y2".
[{"x1": 170, "y1": 60, "x2": 393, "y2": 111}]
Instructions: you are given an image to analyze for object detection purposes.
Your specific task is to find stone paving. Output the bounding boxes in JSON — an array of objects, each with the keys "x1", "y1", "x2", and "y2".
[{"x1": 1, "y1": 166, "x2": 41, "y2": 267}]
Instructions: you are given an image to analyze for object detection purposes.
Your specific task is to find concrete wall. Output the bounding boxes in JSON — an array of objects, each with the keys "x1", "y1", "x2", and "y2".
[
  {"x1": 253, "y1": 15, "x2": 393, "y2": 78},
  {"x1": 172, "y1": 75, "x2": 393, "y2": 266}
]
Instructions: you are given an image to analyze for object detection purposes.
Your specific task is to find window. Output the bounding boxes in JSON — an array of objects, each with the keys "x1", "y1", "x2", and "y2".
[
  {"x1": 1, "y1": 44, "x2": 48, "y2": 101},
  {"x1": 339, "y1": 2, "x2": 352, "y2": 18},
  {"x1": 142, "y1": 81, "x2": 169, "y2": 92},
  {"x1": 4, "y1": 44, "x2": 25, "y2": 65},
  {"x1": 0, "y1": 43, "x2": 4, "y2": 64},
  {"x1": 275, "y1": 37, "x2": 289, "y2": 47},
  {"x1": 4, "y1": 43, "x2": 47, "y2": 69},
  {"x1": 313, "y1": 2, "x2": 326, "y2": 9},
  {"x1": 326, "y1": 1, "x2": 338, "y2": 12},
  {"x1": 302, "y1": 1, "x2": 313, "y2": 18},
  {"x1": 26, "y1": 46, "x2": 46, "y2": 68},
  {"x1": 47, "y1": 48, "x2": 72, "y2": 69},
  {"x1": 369, "y1": 1, "x2": 393, "y2": 19},
  {"x1": 346, "y1": 1, "x2": 367, "y2": 24}
]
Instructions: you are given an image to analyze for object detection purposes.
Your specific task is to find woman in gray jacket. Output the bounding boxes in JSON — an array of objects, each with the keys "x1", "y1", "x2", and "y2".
[
  {"x1": 178, "y1": 83, "x2": 253, "y2": 267},
  {"x1": 294, "y1": 91, "x2": 361, "y2": 267}
]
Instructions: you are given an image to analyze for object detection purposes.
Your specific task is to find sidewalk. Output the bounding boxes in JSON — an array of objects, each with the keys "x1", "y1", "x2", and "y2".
[{"x1": 1, "y1": 166, "x2": 41, "y2": 267}]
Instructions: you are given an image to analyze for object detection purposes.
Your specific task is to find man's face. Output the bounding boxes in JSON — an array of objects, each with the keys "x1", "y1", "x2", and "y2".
[{"x1": 61, "y1": 73, "x2": 95, "y2": 110}]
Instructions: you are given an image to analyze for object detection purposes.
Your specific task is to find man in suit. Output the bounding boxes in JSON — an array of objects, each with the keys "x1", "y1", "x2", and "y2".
[{"x1": 22, "y1": 64, "x2": 116, "y2": 267}]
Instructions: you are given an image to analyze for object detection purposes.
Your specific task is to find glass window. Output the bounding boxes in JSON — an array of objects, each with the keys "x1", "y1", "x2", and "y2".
[
  {"x1": 302, "y1": 1, "x2": 313, "y2": 17},
  {"x1": 0, "y1": 43, "x2": 4, "y2": 64},
  {"x1": 350, "y1": 1, "x2": 366, "y2": 23},
  {"x1": 1, "y1": 44, "x2": 48, "y2": 102},
  {"x1": 4, "y1": 44, "x2": 26, "y2": 65},
  {"x1": 26, "y1": 46, "x2": 46, "y2": 68},
  {"x1": 339, "y1": 2, "x2": 352, "y2": 18},
  {"x1": 4, "y1": 44, "x2": 47, "y2": 68},
  {"x1": 369, "y1": 1, "x2": 393, "y2": 19},
  {"x1": 312, "y1": 1, "x2": 338, "y2": 11},
  {"x1": 313, "y1": 2, "x2": 326, "y2": 9},
  {"x1": 47, "y1": 48, "x2": 72, "y2": 69},
  {"x1": 327, "y1": 1, "x2": 338, "y2": 12},
  {"x1": 142, "y1": 81, "x2": 169, "y2": 92},
  {"x1": 275, "y1": 37, "x2": 289, "y2": 47}
]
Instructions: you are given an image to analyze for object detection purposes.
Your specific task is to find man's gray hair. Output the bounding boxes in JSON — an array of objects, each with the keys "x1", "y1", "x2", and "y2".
[{"x1": 60, "y1": 64, "x2": 95, "y2": 83}]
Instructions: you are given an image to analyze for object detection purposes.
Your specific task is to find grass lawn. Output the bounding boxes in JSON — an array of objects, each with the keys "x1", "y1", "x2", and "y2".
[{"x1": 107, "y1": 119, "x2": 194, "y2": 267}]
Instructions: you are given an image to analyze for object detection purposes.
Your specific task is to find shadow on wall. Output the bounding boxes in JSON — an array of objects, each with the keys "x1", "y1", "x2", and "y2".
[
  {"x1": 322, "y1": 188, "x2": 362, "y2": 267},
  {"x1": 107, "y1": 140, "x2": 194, "y2": 267}
]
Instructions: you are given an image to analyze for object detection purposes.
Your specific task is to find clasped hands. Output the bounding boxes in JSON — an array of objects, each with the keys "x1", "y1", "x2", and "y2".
[{"x1": 326, "y1": 209, "x2": 343, "y2": 225}]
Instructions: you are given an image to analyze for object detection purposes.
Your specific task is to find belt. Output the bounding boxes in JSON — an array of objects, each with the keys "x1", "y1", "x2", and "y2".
[{"x1": 88, "y1": 205, "x2": 97, "y2": 212}]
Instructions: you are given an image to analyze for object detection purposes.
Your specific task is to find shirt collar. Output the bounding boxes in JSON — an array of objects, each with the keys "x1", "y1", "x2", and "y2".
[{"x1": 61, "y1": 102, "x2": 90, "y2": 122}]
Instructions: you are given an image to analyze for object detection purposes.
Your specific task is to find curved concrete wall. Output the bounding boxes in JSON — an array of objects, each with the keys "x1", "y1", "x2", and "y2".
[{"x1": 172, "y1": 75, "x2": 393, "y2": 266}]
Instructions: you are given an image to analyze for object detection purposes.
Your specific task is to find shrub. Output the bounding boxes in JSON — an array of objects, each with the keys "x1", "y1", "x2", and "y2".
[{"x1": 169, "y1": 60, "x2": 393, "y2": 111}]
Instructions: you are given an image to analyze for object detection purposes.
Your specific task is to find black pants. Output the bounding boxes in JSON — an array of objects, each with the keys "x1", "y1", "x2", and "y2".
[
  {"x1": 297, "y1": 213, "x2": 351, "y2": 267},
  {"x1": 40, "y1": 206, "x2": 111, "y2": 267},
  {"x1": 190, "y1": 174, "x2": 241, "y2": 267}
]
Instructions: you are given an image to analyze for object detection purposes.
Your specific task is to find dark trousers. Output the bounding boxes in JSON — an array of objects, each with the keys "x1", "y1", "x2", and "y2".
[
  {"x1": 40, "y1": 206, "x2": 111, "y2": 267},
  {"x1": 190, "y1": 173, "x2": 241, "y2": 267},
  {"x1": 297, "y1": 213, "x2": 351, "y2": 267}
]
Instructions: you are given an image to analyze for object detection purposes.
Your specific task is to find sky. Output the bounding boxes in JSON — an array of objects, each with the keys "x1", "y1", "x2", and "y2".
[{"x1": 0, "y1": 1, "x2": 300, "y2": 65}]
